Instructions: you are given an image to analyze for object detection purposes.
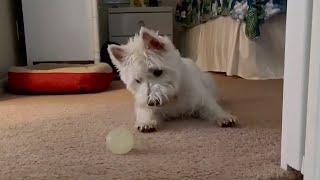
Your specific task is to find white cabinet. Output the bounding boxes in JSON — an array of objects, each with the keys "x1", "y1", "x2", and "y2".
[
  {"x1": 108, "y1": 7, "x2": 173, "y2": 44},
  {"x1": 22, "y1": 0, "x2": 100, "y2": 65}
]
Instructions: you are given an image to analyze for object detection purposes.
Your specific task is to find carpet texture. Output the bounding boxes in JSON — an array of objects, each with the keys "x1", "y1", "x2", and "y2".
[{"x1": 0, "y1": 74, "x2": 301, "y2": 179}]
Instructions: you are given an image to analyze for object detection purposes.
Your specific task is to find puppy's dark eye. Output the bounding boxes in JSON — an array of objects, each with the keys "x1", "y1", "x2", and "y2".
[
  {"x1": 153, "y1": 69, "x2": 163, "y2": 77},
  {"x1": 135, "y1": 79, "x2": 141, "y2": 84}
]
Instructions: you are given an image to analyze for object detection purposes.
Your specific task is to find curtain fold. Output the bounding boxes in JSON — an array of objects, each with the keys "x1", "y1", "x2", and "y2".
[{"x1": 185, "y1": 14, "x2": 286, "y2": 80}]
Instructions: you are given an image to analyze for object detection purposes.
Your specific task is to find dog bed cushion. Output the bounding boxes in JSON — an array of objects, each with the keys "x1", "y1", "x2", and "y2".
[{"x1": 8, "y1": 63, "x2": 113, "y2": 94}]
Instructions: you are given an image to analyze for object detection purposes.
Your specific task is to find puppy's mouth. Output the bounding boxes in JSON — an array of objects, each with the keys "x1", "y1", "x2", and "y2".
[
  {"x1": 147, "y1": 99, "x2": 161, "y2": 107},
  {"x1": 147, "y1": 94, "x2": 178, "y2": 107}
]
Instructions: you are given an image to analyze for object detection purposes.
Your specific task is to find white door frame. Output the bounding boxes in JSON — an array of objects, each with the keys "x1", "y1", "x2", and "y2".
[
  {"x1": 303, "y1": 0, "x2": 320, "y2": 178},
  {"x1": 281, "y1": 0, "x2": 313, "y2": 171}
]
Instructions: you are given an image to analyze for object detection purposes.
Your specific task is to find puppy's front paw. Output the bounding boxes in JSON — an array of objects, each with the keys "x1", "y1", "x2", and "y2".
[
  {"x1": 216, "y1": 114, "x2": 238, "y2": 128},
  {"x1": 137, "y1": 125, "x2": 157, "y2": 133},
  {"x1": 135, "y1": 121, "x2": 157, "y2": 133}
]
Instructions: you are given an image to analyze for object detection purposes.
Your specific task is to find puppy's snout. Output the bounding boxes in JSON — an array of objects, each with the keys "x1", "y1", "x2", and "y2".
[{"x1": 147, "y1": 99, "x2": 160, "y2": 107}]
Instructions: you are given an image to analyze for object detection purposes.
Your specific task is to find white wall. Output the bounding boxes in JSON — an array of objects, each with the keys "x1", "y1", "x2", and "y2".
[
  {"x1": 281, "y1": 0, "x2": 313, "y2": 171},
  {"x1": 303, "y1": 0, "x2": 320, "y2": 178},
  {"x1": 0, "y1": 0, "x2": 19, "y2": 79}
]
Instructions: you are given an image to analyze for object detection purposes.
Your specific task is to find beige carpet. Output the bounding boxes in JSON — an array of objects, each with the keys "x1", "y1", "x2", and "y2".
[{"x1": 0, "y1": 74, "x2": 301, "y2": 179}]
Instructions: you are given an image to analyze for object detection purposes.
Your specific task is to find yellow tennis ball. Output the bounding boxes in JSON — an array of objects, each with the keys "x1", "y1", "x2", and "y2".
[{"x1": 106, "y1": 127, "x2": 134, "y2": 154}]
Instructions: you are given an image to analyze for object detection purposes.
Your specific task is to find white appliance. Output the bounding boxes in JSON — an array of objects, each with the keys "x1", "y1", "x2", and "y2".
[{"x1": 22, "y1": 0, "x2": 100, "y2": 65}]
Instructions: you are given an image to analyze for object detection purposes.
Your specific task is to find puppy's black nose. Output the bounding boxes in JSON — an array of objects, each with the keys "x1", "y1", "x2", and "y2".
[{"x1": 148, "y1": 99, "x2": 160, "y2": 106}]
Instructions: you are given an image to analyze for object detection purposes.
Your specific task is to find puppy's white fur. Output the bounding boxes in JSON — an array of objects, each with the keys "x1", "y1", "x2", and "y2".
[{"x1": 108, "y1": 27, "x2": 237, "y2": 132}]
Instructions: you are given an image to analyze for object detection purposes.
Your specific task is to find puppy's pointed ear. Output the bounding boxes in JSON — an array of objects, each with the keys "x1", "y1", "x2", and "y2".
[
  {"x1": 107, "y1": 44, "x2": 126, "y2": 69},
  {"x1": 140, "y1": 27, "x2": 165, "y2": 52}
]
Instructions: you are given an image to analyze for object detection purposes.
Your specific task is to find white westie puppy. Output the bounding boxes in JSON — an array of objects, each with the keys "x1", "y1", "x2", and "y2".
[{"x1": 108, "y1": 27, "x2": 237, "y2": 133}]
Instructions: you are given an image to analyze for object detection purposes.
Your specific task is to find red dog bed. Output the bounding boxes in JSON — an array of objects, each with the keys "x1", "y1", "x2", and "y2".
[{"x1": 8, "y1": 63, "x2": 113, "y2": 94}]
